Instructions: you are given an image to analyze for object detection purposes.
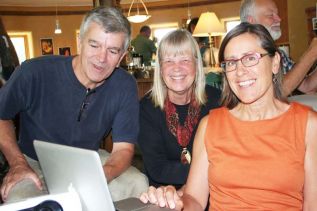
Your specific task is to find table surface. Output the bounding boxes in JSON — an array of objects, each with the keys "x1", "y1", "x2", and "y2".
[{"x1": 288, "y1": 94, "x2": 317, "y2": 111}]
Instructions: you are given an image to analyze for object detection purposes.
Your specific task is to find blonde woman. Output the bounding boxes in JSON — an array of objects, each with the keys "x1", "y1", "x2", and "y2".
[
  {"x1": 138, "y1": 29, "x2": 220, "y2": 190},
  {"x1": 140, "y1": 23, "x2": 317, "y2": 210}
]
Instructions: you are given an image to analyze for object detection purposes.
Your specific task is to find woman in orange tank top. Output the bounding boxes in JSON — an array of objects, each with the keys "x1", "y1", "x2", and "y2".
[{"x1": 140, "y1": 22, "x2": 317, "y2": 211}]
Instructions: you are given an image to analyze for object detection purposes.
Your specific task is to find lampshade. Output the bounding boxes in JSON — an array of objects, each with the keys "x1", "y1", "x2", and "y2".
[
  {"x1": 127, "y1": 15, "x2": 151, "y2": 23},
  {"x1": 193, "y1": 12, "x2": 225, "y2": 37},
  {"x1": 127, "y1": 0, "x2": 151, "y2": 23}
]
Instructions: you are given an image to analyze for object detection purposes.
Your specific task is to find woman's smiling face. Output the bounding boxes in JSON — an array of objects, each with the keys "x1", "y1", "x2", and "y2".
[
  {"x1": 223, "y1": 33, "x2": 279, "y2": 105},
  {"x1": 161, "y1": 51, "x2": 196, "y2": 99}
]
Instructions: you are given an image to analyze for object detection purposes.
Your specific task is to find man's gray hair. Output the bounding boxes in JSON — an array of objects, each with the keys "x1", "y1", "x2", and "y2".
[
  {"x1": 240, "y1": 0, "x2": 256, "y2": 23},
  {"x1": 79, "y1": 7, "x2": 131, "y2": 51}
]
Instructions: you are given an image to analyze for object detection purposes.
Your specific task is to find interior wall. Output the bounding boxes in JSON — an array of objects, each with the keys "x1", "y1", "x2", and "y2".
[
  {"x1": 1, "y1": 1, "x2": 240, "y2": 58},
  {"x1": 2, "y1": 0, "x2": 315, "y2": 62},
  {"x1": 287, "y1": 0, "x2": 316, "y2": 61},
  {"x1": 2, "y1": 14, "x2": 84, "y2": 57}
]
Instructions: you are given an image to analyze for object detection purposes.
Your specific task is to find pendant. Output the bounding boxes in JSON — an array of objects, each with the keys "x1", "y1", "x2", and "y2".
[{"x1": 181, "y1": 148, "x2": 191, "y2": 164}]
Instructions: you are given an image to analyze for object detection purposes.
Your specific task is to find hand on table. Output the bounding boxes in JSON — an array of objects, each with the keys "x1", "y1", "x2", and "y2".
[
  {"x1": 139, "y1": 185, "x2": 183, "y2": 210},
  {"x1": 1, "y1": 163, "x2": 42, "y2": 202}
]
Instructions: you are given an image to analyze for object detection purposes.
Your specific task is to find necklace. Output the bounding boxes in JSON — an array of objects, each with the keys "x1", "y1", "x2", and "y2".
[{"x1": 165, "y1": 97, "x2": 200, "y2": 164}]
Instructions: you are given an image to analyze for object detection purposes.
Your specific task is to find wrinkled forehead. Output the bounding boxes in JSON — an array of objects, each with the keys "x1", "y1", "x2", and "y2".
[
  {"x1": 159, "y1": 39, "x2": 194, "y2": 59},
  {"x1": 255, "y1": 0, "x2": 278, "y2": 14},
  {"x1": 224, "y1": 33, "x2": 263, "y2": 57}
]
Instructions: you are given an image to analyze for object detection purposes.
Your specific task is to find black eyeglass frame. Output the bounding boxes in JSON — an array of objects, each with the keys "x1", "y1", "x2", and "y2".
[{"x1": 220, "y1": 52, "x2": 270, "y2": 73}]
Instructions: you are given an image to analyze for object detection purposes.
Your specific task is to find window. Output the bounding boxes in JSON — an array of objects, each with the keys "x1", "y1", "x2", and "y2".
[
  {"x1": 150, "y1": 23, "x2": 179, "y2": 44},
  {"x1": 76, "y1": 30, "x2": 80, "y2": 54},
  {"x1": 8, "y1": 32, "x2": 33, "y2": 64},
  {"x1": 225, "y1": 20, "x2": 241, "y2": 33}
]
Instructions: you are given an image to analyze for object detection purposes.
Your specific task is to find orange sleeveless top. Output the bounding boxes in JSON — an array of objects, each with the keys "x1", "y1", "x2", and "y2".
[{"x1": 204, "y1": 102, "x2": 310, "y2": 210}]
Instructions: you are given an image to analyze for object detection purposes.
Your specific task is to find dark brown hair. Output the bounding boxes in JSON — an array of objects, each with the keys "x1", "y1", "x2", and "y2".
[{"x1": 218, "y1": 22, "x2": 286, "y2": 109}]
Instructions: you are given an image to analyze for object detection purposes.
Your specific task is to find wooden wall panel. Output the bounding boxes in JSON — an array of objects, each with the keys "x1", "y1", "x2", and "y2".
[
  {"x1": 275, "y1": 0, "x2": 289, "y2": 45},
  {"x1": 305, "y1": 7, "x2": 316, "y2": 43}
]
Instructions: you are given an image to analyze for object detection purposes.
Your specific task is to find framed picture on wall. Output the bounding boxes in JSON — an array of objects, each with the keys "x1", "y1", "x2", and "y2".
[
  {"x1": 40, "y1": 38, "x2": 54, "y2": 55},
  {"x1": 59, "y1": 47, "x2": 71, "y2": 56}
]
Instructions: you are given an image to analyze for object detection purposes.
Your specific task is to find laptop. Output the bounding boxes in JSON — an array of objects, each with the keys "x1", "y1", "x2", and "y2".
[{"x1": 33, "y1": 140, "x2": 173, "y2": 211}]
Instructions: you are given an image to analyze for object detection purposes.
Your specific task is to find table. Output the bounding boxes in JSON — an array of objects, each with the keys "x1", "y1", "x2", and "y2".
[{"x1": 288, "y1": 94, "x2": 317, "y2": 111}]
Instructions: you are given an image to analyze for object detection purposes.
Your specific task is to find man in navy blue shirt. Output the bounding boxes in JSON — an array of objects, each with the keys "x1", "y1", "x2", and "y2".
[{"x1": 0, "y1": 7, "x2": 147, "y2": 202}]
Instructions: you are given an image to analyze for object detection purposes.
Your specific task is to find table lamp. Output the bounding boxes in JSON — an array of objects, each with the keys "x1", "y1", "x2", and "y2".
[{"x1": 193, "y1": 12, "x2": 225, "y2": 67}]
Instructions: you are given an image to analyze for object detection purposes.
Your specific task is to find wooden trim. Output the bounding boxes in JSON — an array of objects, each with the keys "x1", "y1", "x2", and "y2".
[
  {"x1": 0, "y1": 10, "x2": 90, "y2": 16},
  {"x1": 305, "y1": 7, "x2": 316, "y2": 14},
  {"x1": 0, "y1": 6, "x2": 92, "y2": 16},
  {"x1": 0, "y1": 0, "x2": 241, "y2": 16},
  {"x1": 305, "y1": 6, "x2": 316, "y2": 43}
]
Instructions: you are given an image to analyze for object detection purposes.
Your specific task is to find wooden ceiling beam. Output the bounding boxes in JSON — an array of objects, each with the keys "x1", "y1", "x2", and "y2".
[{"x1": 0, "y1": 0, "x2": 239, "y2": 15}]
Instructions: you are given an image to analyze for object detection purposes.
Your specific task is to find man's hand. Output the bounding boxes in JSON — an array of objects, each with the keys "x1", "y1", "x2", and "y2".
[
  {"x1": 0, "y1": 162, "x2": 42, "y2": 202},
  {"x1": 139, "y1": 185, "x2": 183, "y2": 210}
]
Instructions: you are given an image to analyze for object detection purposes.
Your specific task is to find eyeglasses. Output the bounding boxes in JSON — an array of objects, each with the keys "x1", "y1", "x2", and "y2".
[{"x1": 220, "y1": 52, "x2": 270, "y2": 73}]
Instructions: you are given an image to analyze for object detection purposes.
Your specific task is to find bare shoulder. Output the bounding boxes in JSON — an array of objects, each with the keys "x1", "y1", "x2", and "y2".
[
  {"x1": 307, "y1": 109, "x2": 317, "y2": 126},
  {"x1": 194, "y1": 114, "x2": 213, "y2": 149},
  {"x1": 305, "y1": 109, "x2": 317, "y2": 146},
  {"x1": 199, "y1": 115, "x2": 209, "y2": 127}
]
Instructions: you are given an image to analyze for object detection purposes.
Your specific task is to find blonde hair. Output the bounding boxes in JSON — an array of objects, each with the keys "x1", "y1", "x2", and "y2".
[{"x1": 151, "y1": 29, "x2": 206, "y2": 109}]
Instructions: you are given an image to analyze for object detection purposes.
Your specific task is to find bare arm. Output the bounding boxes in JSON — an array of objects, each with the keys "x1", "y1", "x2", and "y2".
[
  {"x1": 0, "y1": 120, "x2": 41, "y2": 201},
  {"x1": 303, "y1": 110, "x2": 317, "y2": 210},
  {"x1": 283, "y1": 38, "x2": 317, "y2": 96},
  {"x1": 103, "y1": 142, "x2": 134, "y2": 183},
  {"x1": 182, "y1": 116, "x2": 209, "y2": 210},
  {"x1": 297, "y1": 67, "x2": 317, "y2": 94}
]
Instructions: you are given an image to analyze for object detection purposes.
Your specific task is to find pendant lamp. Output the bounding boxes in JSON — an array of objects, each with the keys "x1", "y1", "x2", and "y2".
[{"x1": 127, "y1": 0, "x2": 151, "y2": 23}]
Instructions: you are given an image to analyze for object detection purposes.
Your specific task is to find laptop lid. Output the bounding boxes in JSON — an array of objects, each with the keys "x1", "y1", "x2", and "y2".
[
  {"x1": 33, "y1": 140, "x2": 115, "y2": 211},
  {"x1": 34, "y1": 140, "x2": 174, "y2": 211}
]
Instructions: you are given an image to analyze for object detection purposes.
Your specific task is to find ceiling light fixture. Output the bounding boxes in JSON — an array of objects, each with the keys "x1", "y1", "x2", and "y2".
[
  {"x1": 55, "y1": 20, "x2": 62, "y2": 34},
  {"x1": 54, "y1": 1, "x2": 62, "y2": 34},
  {"x1": 186, "y1": 0, "x2": 191, "y2": 25},
  {"x1": 127, "y1": 0, "x2": 151, "y2": 23}
]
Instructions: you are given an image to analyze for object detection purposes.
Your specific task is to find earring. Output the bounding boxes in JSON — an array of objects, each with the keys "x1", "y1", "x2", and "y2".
[{"x1": 273, "y1": 74, "x2": 278, "y2": 84}]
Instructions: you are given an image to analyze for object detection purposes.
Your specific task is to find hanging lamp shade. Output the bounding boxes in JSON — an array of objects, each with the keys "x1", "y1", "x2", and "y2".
[
  {"x1": 54, "y1": 2, "x2": 62, "y2": 34},
  {"x1": 127, "y1": 0, "x2": 151, "y2": 23},
  {"x1": 186, "y1": 0, "x2": 191, "y2": 25},
  {"x1": 54, "y1": 19, "x2": 62, "y2": 34}
]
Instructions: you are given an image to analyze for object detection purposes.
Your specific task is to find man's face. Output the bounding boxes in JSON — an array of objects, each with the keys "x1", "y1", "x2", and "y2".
[
  {"x1": 253, "y1": 0, "x2": 282, "y2": 40},
  {"x1": 145, "y1": 29, "x2": 151, "y2": 38},
  {"x1": 76, "y1": 22, "x2": 126, "y2": 88}
]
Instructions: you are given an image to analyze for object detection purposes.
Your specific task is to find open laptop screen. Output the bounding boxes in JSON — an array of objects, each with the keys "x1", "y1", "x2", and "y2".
[{"x1": 34, "y1": 140, "x2": 115, "y2": 211}]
